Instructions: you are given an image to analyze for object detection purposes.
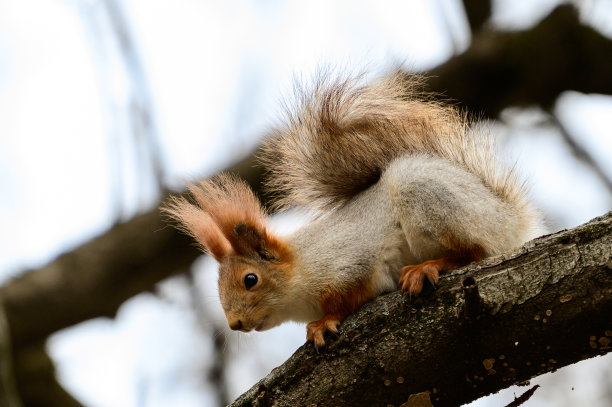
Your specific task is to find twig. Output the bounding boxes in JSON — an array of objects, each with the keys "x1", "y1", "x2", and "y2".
[{"x1": 504, "y1": 384, "x2": 540, "y2": 407}]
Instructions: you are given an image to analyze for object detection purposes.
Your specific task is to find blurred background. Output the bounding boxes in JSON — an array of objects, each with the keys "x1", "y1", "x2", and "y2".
[{"x1": 0, "y1": 0, "x2": 611, "y2": 406}]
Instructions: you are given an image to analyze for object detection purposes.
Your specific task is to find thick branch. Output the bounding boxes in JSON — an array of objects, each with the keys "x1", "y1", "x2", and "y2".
[
  {"x1": 230, "y1": 212, "x2": 612, "y2": 407},
  {"x1": 0, "y1": 210, "x2": 199, "y2": 348}
]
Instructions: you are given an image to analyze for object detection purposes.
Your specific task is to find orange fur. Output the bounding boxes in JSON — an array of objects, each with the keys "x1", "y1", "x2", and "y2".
[
  {"x1": 188, "y1": 174, "x2": 266, "y2": 252},
  {"x1": 164, "y1": 174, "x2": 292, "y2": 263},
  {"x1": 162, "y1": 197, "x2": 232, "y2": 261},
  {"x1": 306, "y1": 279, "x2": 373, "y2": 347},
  {"x1": 399, "y1": 245, "x2": 484, "y2": 296}
]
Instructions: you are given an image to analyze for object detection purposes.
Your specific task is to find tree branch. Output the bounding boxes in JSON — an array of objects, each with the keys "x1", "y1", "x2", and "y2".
[
  {"x1": 12, "y1": 341, "x2": 84, "y2": 407},
  {"x1": 0, "y1": 209, "x2": 199, "y2": 349},
  {"x1": 427, "y1": 5, "x2": 612, "y2": 118},
  {"x1": 230, "y1": 211, "x2": 612, "y2": 407},
  {"x1": 550, "y1": 113, "x2": 612, "y2": 196},
  {"x1": 0, "y1": 303, "x2": 22, "y2": 407},
  {"x1": 461, "y1": 0, "x2": 491, "y2": 33}
]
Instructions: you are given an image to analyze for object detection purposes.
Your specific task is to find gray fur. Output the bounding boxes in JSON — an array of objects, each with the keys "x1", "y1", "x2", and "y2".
[
  {"x1": 284, "y1": 151, "x2": 543, "y2": 305},
  {"x1": 383, "y1": 154, "x2": 537, "y2": 257}
]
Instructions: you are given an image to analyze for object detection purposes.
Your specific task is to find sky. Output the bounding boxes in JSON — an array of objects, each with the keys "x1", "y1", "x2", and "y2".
[{"x1": 0, "y1": 0, "x2": 611, "y2": 406}]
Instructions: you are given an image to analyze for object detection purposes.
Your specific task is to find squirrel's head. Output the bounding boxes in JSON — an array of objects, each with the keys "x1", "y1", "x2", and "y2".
[
  {"x1": 164, "y1": 174, "x2": 293, "y2": 332},
  {"x1": 217, "y1": 224, "x2": 293, "y2": 332}
]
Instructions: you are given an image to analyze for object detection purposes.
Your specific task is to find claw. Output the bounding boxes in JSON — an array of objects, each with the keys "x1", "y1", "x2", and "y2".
[
  {"x1": 399, "y1": 260, "x2": 441, "y2": 296},
  {"x1": 306, "y1": 315, "x2": 341, "y2": 347}
]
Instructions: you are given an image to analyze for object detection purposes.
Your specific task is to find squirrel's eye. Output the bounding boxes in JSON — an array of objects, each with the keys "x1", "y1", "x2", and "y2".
[{"x1": 244, "y1": 273, "x2": 258, "y2": 290}]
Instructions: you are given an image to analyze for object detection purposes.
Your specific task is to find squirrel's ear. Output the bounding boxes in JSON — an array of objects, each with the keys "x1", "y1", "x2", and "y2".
[
  {"x1": 166, "y1": 174, "x2": 291, "y2": 263},
  {"x1": 163, "y1": 197, "x2": 233, "y2": 262},
  {"x1": 233, "y1": 223, "x2": 279, "y2": 261}
]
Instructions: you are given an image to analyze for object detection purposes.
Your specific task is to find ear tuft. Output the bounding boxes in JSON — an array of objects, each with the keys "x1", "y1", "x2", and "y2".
[
  {"x1": 164, "y1": 173, "x2": 292, "y2": 263},
  {"x1": 187, "y1": 173, "x2": 268, "y2": 240},
  {"x1": 162, "y1": 195, "x2": 233, "y2": 261}
]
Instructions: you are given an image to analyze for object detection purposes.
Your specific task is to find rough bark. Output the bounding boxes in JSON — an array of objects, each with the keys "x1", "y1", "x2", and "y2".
[{"x1": 230, "y1": 211, "x2": 612, "y2": 407}]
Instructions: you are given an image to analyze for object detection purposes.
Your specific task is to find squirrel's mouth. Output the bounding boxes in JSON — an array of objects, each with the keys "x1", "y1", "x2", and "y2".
[{"x1": 254, "y1": 315, "x2": 268, "y2": 331}]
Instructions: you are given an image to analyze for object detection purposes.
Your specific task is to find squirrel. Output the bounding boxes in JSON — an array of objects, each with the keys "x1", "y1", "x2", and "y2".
[{"x1": 164, "y1": 70, "x2": 544, "y2": 347}]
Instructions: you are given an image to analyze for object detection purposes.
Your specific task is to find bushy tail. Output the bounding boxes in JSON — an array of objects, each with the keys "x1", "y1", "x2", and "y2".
[{"x1": 260, "y1": 70, "x2": 527, "y2": 213}]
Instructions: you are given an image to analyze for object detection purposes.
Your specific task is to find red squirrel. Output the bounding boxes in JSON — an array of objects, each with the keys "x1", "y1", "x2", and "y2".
[{"x1": 165, "y1": 71, "x2": 543, "y2": 347}]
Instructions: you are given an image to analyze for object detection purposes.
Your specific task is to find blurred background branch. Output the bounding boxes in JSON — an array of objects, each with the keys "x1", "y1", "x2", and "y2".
[
  {"x1": 461, "y1": 0, "x2": 492, "y2": 33},
  {"x1": 427, "y1": 5, "x2": 612, "y2": 116}
]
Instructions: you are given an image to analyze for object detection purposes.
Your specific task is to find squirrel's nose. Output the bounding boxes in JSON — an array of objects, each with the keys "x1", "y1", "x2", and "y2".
[{"x1": 229, "y1": 320, "x2": 242, "y2": 331}]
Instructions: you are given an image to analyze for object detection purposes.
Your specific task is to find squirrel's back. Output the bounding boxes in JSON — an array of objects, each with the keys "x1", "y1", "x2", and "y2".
[{"x1": 261, "y1": 70, "x2": 533, "y2": 222}]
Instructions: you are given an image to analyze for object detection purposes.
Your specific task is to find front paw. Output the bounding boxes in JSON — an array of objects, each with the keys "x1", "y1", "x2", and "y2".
[
  {"x1": 399, "y1": 260, "x2": 441, "y2": 296},
  {"x1": 306, "y1": 315, "x2": 340, "y2": 348}
]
